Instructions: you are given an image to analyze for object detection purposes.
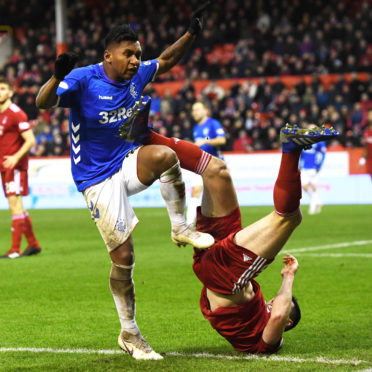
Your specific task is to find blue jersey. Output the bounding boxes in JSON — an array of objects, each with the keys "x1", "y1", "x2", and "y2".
[
  {"x1": 56, "y1": 60, "x2": 158, "y2": 191},
  {"x1": 299, "y1": 141, "x2": 326, "y2": 171},
  {"x1": 193, "y1": 117, "x2": 225, "y2": 158}
]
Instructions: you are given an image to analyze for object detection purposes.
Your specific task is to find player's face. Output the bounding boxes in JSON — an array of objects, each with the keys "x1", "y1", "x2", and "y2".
[
  {"x1": 0, "y1": 83, "x2": 13, "y2": 105},
  {"x1": 191, "y1": 103, "x2": 207, "y2": 123},
  {"x1": 105, "y1": 40, "x2": 142, "y2": 81}
]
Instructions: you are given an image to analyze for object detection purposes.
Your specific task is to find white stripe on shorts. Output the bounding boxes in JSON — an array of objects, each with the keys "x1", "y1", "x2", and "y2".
[{"x1": 232, "y1": 256, "x2": 268, "y2": 294}]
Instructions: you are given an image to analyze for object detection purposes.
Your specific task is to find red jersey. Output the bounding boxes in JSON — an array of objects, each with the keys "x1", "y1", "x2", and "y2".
[
  {"x1": 0, "y1": 103, "x2": 30, "y2": 171},
  {"x1": 193, "y1": 207, "x2": 279, "y2": 353},
  {"x1": 200, "y1": 280, "x2": 281, "y2": 353}
]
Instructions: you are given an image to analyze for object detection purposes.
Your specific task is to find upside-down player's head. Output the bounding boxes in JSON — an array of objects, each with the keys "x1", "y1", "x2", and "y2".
[
  {"x1": 103, "y1": 24, "x2": 141, "y2": 81},
  {"x1": 284, "y1": 296, "x2": 301, "y2": 332}
]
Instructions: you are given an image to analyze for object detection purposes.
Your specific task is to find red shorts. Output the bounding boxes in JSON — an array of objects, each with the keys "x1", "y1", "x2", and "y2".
[
  {"x1": 193, "y1": 207, "x2": 273, "y2": 295},
  {"x1": 1, "y1": 169, "x2": 29, "y2": 197}
]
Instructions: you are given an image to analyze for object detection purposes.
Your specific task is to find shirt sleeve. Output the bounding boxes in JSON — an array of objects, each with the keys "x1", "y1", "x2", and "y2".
[
  {"x1": 256, "y1": 336, "x2": 283, "y2": 354},
  {"x1": 56, "y1": 68, "x2": 84, "y2": 108},
  {"x1": 16, "y1": 110, "x2": 31, "y2": 133},
  {"x1": 136, "y1": 59, "x2": 159, "y2": 91},
  {"x1": 212, "y1": 119, "x2": 226, "y2": 138}
]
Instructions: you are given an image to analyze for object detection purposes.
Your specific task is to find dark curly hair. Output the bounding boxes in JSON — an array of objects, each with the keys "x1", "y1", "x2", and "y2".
[
  {"x1": 104, "y1": 24, "x2": 139, "y2": 50},
  {"x1": 285, "y1": 296, "x2": 301, "y2": 332}
]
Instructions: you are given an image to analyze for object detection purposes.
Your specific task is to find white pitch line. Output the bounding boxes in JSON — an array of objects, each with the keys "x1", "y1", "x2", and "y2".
[
  {"x1": 0, "y1": 348, "x2": 370, "y2": 366},
  {"x1": 292, "y1": 253, "x2": 372, "y2": 258},
  {"x1": 167, "y1": 351, "x2": 368, "y2": 366},
  {"x1": 284, "y1": 240, "x2": 372, "y2": 254}
]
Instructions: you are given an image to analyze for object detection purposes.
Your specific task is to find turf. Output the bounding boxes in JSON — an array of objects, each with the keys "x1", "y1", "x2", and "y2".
[{"x1": 0, "y1": 205, "x2": 371, "y2": 371}]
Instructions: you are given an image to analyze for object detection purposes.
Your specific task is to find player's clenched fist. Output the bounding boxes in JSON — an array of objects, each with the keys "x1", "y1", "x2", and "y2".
[
  {"x1": 54, "y1": 52, "x2": 78, "y2": 80},
  {"x1": 188, "y1": 0, "x2": 213, "y2": 36}
]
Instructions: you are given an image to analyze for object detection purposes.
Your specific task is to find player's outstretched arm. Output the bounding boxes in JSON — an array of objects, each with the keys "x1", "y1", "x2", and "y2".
[
  {"x1": 156, "y1": 1, "x2": 213, "y2": 75},
  {"x1": 262, "y1": 255, "x2": 299, "y2": 346},
  {"x1": 36, "y1": 52, "x2": 78, "y2": 109}
]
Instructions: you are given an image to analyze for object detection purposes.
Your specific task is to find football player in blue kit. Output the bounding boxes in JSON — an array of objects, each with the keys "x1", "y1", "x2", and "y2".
[
  {"x1": 186, "y1": 100, "x2": 226, "y2": 225},
  {"x1": 36, "y1": 1, "x2": 214, "y2": 360},
  {"x1": 299, "y1": 135, "x2": 327, "y2": 215}
]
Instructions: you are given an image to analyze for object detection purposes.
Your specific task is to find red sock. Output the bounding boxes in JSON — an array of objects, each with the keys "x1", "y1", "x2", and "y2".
[
  {"x1": 145, "y1": 131, "x2": 212, "y2": 174},
  {"x1": 273, "y1": 152, "x2": 302, "y2": 215},
  {"x1": 11, "y1": 214, "x2": 25, "y2": 252},
  {"x1": 23, "y1": 211, "x2": 40, "y2": 248}
]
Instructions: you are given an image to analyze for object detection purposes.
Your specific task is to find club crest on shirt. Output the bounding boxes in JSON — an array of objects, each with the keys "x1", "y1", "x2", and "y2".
[{"x1": 130, "y1": 83, "x2": 138, "y2": 99}]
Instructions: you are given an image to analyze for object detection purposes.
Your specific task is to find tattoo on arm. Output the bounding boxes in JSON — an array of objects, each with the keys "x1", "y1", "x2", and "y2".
[{"x1": 158, "y1": 33, "x2": 195, "y2": 74}]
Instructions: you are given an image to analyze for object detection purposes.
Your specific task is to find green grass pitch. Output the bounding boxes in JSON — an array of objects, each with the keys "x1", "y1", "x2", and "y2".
[{"x1": 0, "y1": 205, "x2": 371, "y2": 371}]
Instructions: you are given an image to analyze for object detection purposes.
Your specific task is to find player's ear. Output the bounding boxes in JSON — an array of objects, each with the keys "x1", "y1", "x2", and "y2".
[
  {"x1": 9, "y1": 90, "x2": 14, "y2": 99},
  {"x1": 104, "y1": 49, "x2": 112, "y2": 64}
]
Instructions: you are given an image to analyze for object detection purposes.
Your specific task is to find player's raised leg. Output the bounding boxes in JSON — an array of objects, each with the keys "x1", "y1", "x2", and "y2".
[
  {"x1": 145, "y1": 131, "x2": 237, "y2": 218},
  {"x1": 234, "y1": 123, "x2": 338, "y2": 259},
  {"x1": 137, "y1": 144, "x2": 214, "y2": 248}
]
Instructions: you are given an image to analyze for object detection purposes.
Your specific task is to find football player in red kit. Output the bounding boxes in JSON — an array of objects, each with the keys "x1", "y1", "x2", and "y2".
[
  {"x1": 145, "y1": 123, "x2": 338, "y2": 353},
  {"x1": 191, "y1": 124, "x2": 338, "y2": 353},
  {"x1": 0, "y1": 77, "x2": 41, "y2": 259}
]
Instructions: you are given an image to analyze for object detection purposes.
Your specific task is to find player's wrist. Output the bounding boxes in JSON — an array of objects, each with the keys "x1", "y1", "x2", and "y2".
[
  {"x1": 52, "y1": 74, "x2": 63, "y2": 82},
  {"x1": 282, "y1": 271, "x2": 296, "y2": 279}
]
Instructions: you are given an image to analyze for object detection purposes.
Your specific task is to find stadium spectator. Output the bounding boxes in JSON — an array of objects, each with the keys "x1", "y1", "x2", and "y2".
[
  {"x1": 190, "y1": 123, "x2": 338, "y2": 353},
  {"x1": 1, "y1": 0, "x2": 372, "y2": 154},
  {"x1": 233, "y1": 129, "x2": 253, "y2": 152},
  {"x1": 186, "y1": 100, "x2": 226, "y2": 226},
  {"x1": 0, "y1": 77, "x2": 41, "y2": 259},
  {"x1": 35, "y1": 6, "x2": 215, "y2": 360},
  {"x1": 360, "y1": 108, "x2": 372, "y2": 179}
]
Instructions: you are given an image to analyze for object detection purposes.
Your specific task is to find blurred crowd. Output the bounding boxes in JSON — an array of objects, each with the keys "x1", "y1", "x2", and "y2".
[{"x1": 0, "y1": 0, "x2": 371, "y2": 155}]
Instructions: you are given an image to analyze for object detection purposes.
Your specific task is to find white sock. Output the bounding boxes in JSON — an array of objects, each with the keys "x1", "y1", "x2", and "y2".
[
  {"x1": 309, "y1": 190, "x2": 321, "y2": 214},
  {"x1": 109, "y1": 262, "x2": 139, "y2": 334},
  {"x1": 186, "y1": 196, "x2": 201, "y2": 226},
  {"x1": 159, "y1": 161, "x2": 187, "y2": 232}
]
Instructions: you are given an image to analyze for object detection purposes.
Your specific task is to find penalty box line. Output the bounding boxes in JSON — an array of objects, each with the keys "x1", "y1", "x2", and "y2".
[{"x1": 0, "y1": 347, "x2": 370, "y2": 366}]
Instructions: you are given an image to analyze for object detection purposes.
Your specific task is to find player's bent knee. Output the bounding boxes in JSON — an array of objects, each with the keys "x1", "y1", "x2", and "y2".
[
  {"x1": 150, "y1": 145, "x2": 178, "y2": 170},
  {"x1": 204, "y1": 157, "x2": 229, "y2": 179},
  {"x1": 277, "y1": 209, "x2": 302, "y2": 228},
  {"x1": 110, "y1": 238, "x2": 135, "y2": 266}
]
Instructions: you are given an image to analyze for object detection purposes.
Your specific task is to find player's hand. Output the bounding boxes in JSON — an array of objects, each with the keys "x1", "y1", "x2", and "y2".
[
  {"x1": 54, "y1": 52, "x2": 78, "y2": 81},
  {"x1": 188, "y1": 0, "x2": 213, "y2": 36},
  {"x1": 3, "y1": 155, "x2": 18, "y2": 169},
  {"x1": 281, "y1": 254, "x2": 299, "y2": 277}
]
